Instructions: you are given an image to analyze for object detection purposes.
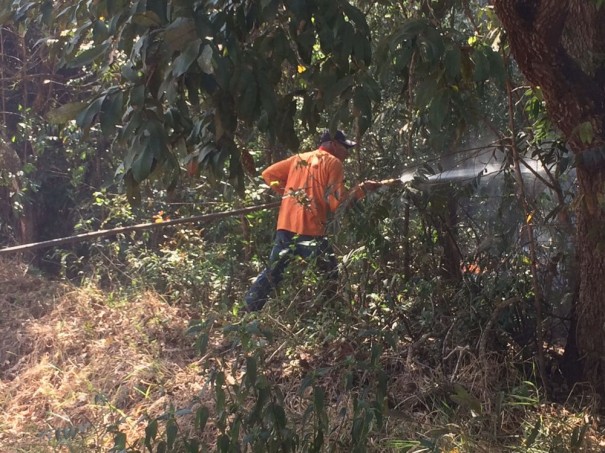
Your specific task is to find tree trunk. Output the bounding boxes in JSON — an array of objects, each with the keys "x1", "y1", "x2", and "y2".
[
  {"x1": 575, "y1": 167, "x2": 605, "y2": 392},
  {"x1": 494, "y1": 0, "x2": 605, "y2": 392}
]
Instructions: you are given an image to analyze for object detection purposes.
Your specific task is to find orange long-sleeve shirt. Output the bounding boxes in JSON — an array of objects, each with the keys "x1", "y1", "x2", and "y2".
[{"x1": 262, "y1": 149, "x2": 358, "y2": 236}]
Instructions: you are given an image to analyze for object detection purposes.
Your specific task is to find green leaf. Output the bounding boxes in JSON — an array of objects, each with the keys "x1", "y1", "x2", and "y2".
[
  {"x1": 353, "y1": 88, "x2": 372, "y2": 135},
  {"x1": 361, "y1": 73, "x2": 381, "y2": 103},
  {"x1": 323, "y1": 75, "x2": 354, "y2": 104},
  {"x1": 0, "y1": 8, "x2": 13, "y2": 26},
  {"x1": 198, "y1": 44, "x2": 214, "y2": 74},
  {"x1": 131, "y1": 145, "x2": 156, "y2": 182},
  {"x1": 47, "y1": 101, "x2": 88, "y2": 124},
  {"x1": 270, "y1": 403, "x2": 287, "y2": 429},
  {"x1": 92, "y1": 19, "x2": 109, "y2": 43},
  {"x1": 100, "y1": 90, "x2": 124, "y2": 136},
  {"x1": 237, "y1": 71, "x2": 259, "y2": 123},
  {"x1": 352, "y1": 33, "x2": 371, "y2": 67},
  {"x1": 420, "y1": 25, "x2": 445, "y2": 62},
  {"x1": 146, "y1": 0, "x2": 168, "y2": 25},
  {"x1": 113, "y1": 431, "x2": 127, "y2": 450},
  {"x1": 173, "y1": 39, "x2": 202, "y2": 77},
  {"x1": 129, "y1": 84, "x2": 146, "y2": 107},
  {"x1": 124, "y1": 170, "x2": 141, "y2": 205},
  {"x1": 472, "y1": 48, "x2": 490, "y2": 82},
  {"x1": 245, "y1": 356, "x2": 258, "y2": 387},
  {"x1": 13, "y1": 2, "x2": 36, "y2": 22},
  {"x1": 428, "y1": 90, "x2": 449, "y2": 130},
  {"x1": 450, "y1": 384, "x2": 482, "y2": 414},
  {"x1": 525, "y1": 418, "x2": 541, "y2": 447},
  {"x1": 342, "y1": 2, "x2": 370, "y2": 36},
  {"x1": 195, "y1": 333, "x2": 209, "y2": 356},
  {"x1": 444, "y1": 47, "x2": 461, "y2": 81},
  {"x1": 393, "y1": 45, "x2": 414, "y2": 73},
  {"x1": 578, "y1": 121, "x2": 594, "y2": 144},
  {"x1": 197, "y1": 144, "x2": 217, "y2": 164},
  {"x1": 76, "y1": 97, "x2": 105, "y2": 130},
  {"x1": 132, "y1": 11, "x2": 162, "y2": 28},
  {"x1": 313, "y1": 386, "x2": 325, "y2": 413},
  {"x1": 217, "y1": 434, "x2": 230, "y2": 452},
  {"x1": 121, "y1": 65, "x2": 142, "y2": 83},
  {"x1": 386, "y1": 440, "x2": 421, "y2": 451},
  {"x1": 195, "y1": 406, "x2": 210, "y2": 432},
  {"x1": 336, "y1": 20, "x2": 355, "y2": 63},
  {"x1": 164, "y1": 17, "x2": 197, "y2": 52},
  {"x1": 395, "y1": 18, "x2": 428, "y2": 41},
  {"x1": 485, "y1": 48, "x2": 506, "y2": 88},
  {"x1": 258, "y1": 76, "x2": 278, "y2": 121},
  {"x1": 144, "y1": 419, "x2": 158, "y2": 452},
  {"x1": 166, "y1": 419, "x2": 178, "y2": 450},
  {"x1": 65, "y1": 41, "x2": 110, "y2": 68},
  {"x1": 318, "y1": 24, "x2": 334, "y2": 53},
  {"x1": 415, "y1": 78, "x2": 437, "y2": 108}
]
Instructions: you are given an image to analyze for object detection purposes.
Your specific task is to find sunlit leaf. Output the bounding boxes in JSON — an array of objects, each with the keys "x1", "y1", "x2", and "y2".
[
  {"x1": 47, "y1": 101, "x2": 88, "y2": 124},
  {"x1": 198, "y1": 44, "x2": 214, "y2": 74},
  {"x1": 65, "y1": 41, "x2": 111, "y2": 68},
  {"x1": 173, "y1": 39, "x2": 202, "y2": 77}
]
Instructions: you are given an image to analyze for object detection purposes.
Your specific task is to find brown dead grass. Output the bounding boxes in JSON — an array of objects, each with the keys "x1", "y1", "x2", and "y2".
[{"x1": 0, "y1": 258, "x2": 207, "y2": 451}]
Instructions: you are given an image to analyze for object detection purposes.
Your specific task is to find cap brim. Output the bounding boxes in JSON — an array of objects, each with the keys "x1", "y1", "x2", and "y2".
[{"x1": 340, "y1": 139, "x2": 356, "y2": 148}]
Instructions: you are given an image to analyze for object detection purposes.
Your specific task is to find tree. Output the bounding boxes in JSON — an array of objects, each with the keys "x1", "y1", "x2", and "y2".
[
  {"x1": 493, "y1": 0, "x2": 605, "y2": 392},
  {"x1": 2, "y1": 0, "x2": 378, "y2": 202}
]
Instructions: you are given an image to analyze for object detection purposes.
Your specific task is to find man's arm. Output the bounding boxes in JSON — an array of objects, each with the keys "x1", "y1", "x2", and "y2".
[
  {"x1": 262, "y1": 157, "x2": 293, "y2": 195},
  {"x1": 349, "y1": 180, "x2": 383, "y2": 200},
  {"x1": 325, "y1": 160, "x2": 384, "y2": 211}
]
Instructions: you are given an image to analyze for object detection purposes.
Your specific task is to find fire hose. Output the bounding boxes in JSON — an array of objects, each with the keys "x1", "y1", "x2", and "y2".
[{"x1": 0, "y1": 178, "x2": 405, "y2": 256}]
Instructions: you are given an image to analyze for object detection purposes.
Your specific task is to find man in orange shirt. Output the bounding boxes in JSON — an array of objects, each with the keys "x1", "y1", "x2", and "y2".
[{"x1": 244, "y1": 130, "x2": 381, "y2": 312}]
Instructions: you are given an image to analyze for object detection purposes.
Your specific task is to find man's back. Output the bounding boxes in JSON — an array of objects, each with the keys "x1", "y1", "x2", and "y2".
[{"x1": 262, "y1": 149, "x2": 345, "y2": 236}]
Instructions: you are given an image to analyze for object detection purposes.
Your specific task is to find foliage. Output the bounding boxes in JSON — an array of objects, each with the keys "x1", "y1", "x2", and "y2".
[
  {"x1": 2, "y1": 0, "x2": 380, "y2": 200},
  {"x1": 0, "y1": 0, "x2": 594, "y2": 451}
]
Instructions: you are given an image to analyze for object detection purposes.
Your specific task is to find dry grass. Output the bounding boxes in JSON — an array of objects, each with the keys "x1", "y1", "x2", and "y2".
[
  {"x1": 1, "y1": 257, "x2": 605, "y2": 452},
  {"x1": 0, "y1": 258, "x2": 203, "y2": 450}
]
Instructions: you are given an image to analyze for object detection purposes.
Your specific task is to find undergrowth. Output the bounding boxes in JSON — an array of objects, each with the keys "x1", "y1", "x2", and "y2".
[
  {"x1": 0, "y1": 185, "x2": 600, "y2": 452},
  {"x1": 0, "y1": 254, "x2": 602, "y2": 452}
]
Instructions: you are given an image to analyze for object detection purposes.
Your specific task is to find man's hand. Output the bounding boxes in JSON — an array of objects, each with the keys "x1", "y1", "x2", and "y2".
[{"x1": 344, "y1": 180, "x2": 384, "y2": 206}]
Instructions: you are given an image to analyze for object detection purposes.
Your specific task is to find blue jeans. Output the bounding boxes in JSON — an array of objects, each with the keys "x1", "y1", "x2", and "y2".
[{"x1": 244, "y1": 230, "x2": 338, "y2": 311}]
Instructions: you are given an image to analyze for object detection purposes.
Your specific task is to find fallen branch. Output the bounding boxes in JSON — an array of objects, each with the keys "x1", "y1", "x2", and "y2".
[{"x1": 0, "y1": 201, "x2": 281, "y2": 256}]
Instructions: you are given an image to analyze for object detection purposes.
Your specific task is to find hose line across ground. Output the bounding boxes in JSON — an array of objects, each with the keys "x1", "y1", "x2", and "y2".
[{"x1": 0, "y1": 201, "x2": 281, "y2": 256}]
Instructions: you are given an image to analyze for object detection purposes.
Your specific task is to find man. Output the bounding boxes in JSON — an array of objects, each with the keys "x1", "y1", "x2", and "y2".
[{"x1": 243, "y1": 130, "x2": 381, "y2": 312}]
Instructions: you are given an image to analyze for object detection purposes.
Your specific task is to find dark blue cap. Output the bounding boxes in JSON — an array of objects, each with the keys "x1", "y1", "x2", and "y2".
[{"x1": 319, "y1": 130, "x2": 356, "y2": 148}]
